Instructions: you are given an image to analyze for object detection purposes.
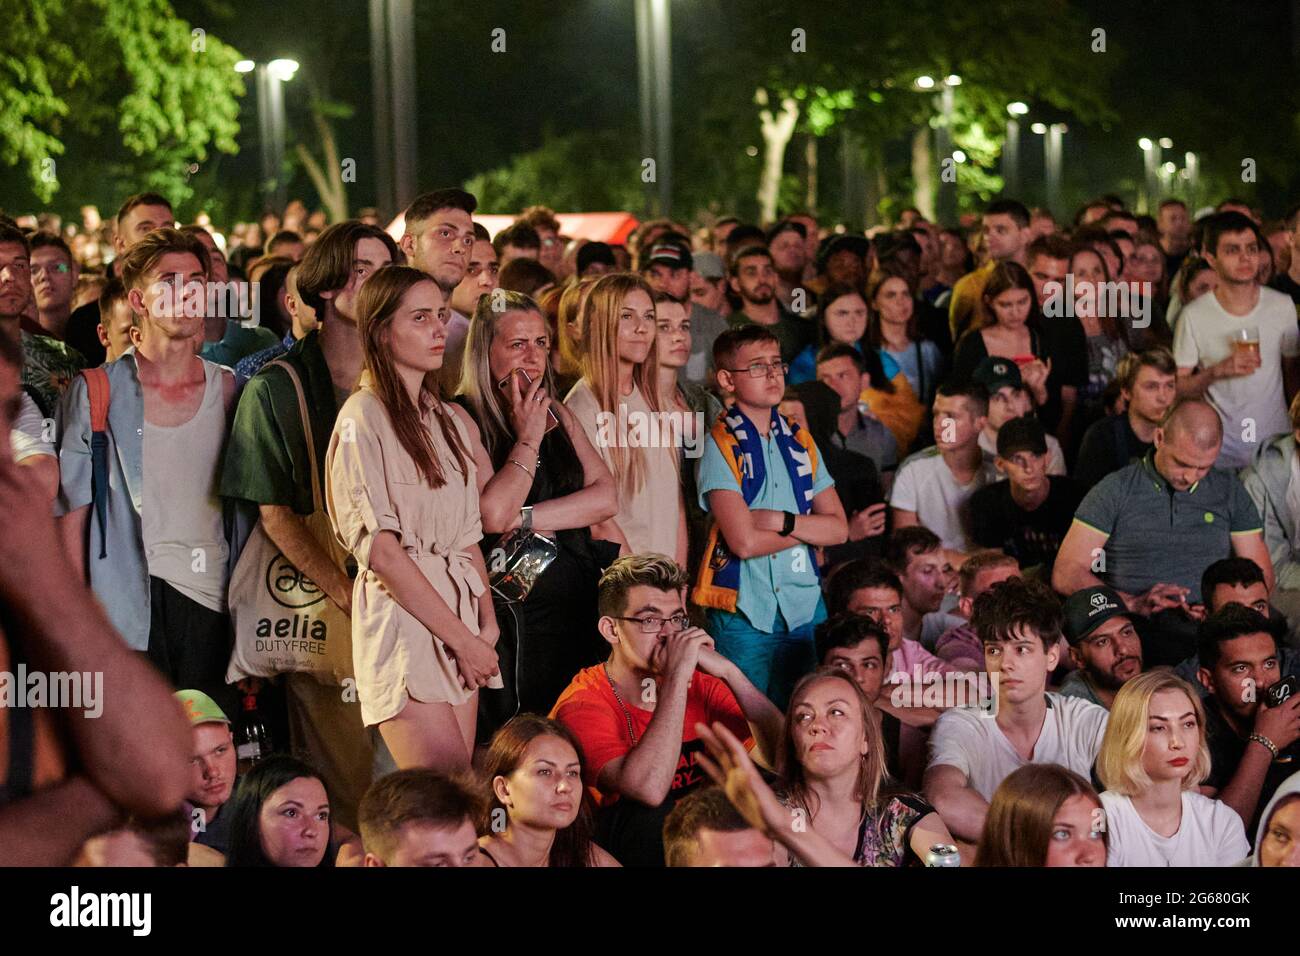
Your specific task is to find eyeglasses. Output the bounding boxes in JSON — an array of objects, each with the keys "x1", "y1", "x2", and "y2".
[
  {"x1": 615, "y1": 613, "x2": 690, "y2": 634},
  {"x1": 726, "y1": 361, "x2": 789, "y2": 378},
  {"x1": 32, "y1": 262, "x2": 71, "y2": 275}
]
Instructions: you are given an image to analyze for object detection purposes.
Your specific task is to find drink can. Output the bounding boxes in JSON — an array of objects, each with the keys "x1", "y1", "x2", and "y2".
[{"x1": 925, "y1": 843, "x2": 961, "y2": 867}]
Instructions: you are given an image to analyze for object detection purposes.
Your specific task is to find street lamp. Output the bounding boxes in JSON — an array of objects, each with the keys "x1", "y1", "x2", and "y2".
[
  {"x1": 369, "y1": 0, "x2": 418, "y2": 221},
  {"x1": 1045, "y1": 123, "x2": 1066, "y2": 217},
  {"x1": 1138, "y1": 138, "x2": 1160, "y2": 212},
  {"x1": 1158, "y1": 137, "x2": 1173, "y2": 150},
  {"x1": 915, "y1": 74, "x2": 936, "y2": 89},
  {"x1": 1184, "y1": 151, "x2": 1199, "y2": 208},
  {"x1": 934, "y1": 74, "x2": 960, "y2": 224},
  {"x1": 1004, "y1": 103, "x2": 1028, "y2": 196},
  {"x1": 235, "y1": 58, "x2": 300, "y2": 213},
  {"x1": 635, "y1": 0, "x2": 673, "y2": 217}
]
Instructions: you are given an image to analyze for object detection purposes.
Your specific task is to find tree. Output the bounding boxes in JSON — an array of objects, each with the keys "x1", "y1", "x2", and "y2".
[
  {"x1": 465, "y1": 128, "x2": 646, "y2": 214},
  {"x1": 691, "y1": 0, "x2": 1116, "y2": 224},
  {"x1": 0, "y1": 0, "x2": 243, "y2": 208},
  {"x1": 295, "y1": 98, "x2": 352, "y2": 224}
]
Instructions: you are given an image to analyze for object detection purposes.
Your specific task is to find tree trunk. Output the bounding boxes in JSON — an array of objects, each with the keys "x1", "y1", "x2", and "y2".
[
  {"x1": 804, "y1": 134, "x2": 817, "y2": 211},
  {"x1": 756, "y1": 87, "x2": 799, "y2": 224},
  {"x1": 295, "y1": 101, "x2": 348, "y2": 223}
]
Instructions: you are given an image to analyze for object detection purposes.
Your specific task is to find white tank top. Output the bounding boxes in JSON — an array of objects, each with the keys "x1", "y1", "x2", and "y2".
[{"x1": 142, "y1": 360, "x2": 230, "y2": 612}]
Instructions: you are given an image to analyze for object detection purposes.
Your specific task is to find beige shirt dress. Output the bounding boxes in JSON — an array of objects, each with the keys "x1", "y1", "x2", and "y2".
[{"x1": 326, "y1": 381, "x2": 502, "y2": 727}]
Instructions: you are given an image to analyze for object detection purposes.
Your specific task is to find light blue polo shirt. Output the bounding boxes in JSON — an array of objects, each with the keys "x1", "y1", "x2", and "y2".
[{"x1": 697, "y1": 425, "x2": 834, "y2": 632}]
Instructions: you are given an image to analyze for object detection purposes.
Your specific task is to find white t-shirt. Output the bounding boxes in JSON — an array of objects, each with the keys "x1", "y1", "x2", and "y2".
[
  {"x1": 927, "y1": 692, "x2": 1109, "y2": 801},
  {"x1": 1099, "y1": 791, "x2": 1249, "y2": 867},
  {"x1": 1173, "y1": 286, "x2": 1300, "y2": 469},
  {"x1": 890, "y1": 447, "x2": 1000, "y2": 551},
  {"x1": 11, "y1": 392, "x2": 55, "y2": 462},
  {"x1": 978, "y1": 429, "x2": 1067, "y2": 477}
]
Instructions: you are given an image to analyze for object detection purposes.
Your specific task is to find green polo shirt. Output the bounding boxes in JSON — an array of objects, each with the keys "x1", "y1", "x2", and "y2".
[
  {"x1": 220, "y1": 330, "x2": 339, "y2": 516},
  {"x1": 1072, "y1": 453, "x2": 1261, "y2": 603}
]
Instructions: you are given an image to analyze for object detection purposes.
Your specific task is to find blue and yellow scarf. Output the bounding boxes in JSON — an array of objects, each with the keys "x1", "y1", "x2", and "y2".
[{"x1": 692, "y1": 404, "x2": 820, "y2": 612}]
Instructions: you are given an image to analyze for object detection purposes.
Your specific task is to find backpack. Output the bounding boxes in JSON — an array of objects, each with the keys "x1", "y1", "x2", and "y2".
[{"x1": 81, "y1": 367, "x2": 111, "y2": 559}]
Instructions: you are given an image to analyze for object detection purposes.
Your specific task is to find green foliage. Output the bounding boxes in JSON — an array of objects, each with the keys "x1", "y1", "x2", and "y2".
[
  {"x1": 464, "y1": 128, "x2": 647, "y2": 214},
  {"x1": 0, "y1": 0, "x2": 243, "y2": 206}
]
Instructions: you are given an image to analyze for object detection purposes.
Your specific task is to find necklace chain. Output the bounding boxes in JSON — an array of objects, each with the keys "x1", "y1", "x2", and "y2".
[{"x1": 603, "y1": 662, "x2": 638, "y2": 746}]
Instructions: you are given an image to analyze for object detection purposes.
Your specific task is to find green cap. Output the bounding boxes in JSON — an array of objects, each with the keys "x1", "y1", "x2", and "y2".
[{"x1": 175, "y1": 689, "x2": 230, "y2": 726}]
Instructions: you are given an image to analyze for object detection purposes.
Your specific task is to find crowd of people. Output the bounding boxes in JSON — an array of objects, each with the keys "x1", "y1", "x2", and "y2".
[{"x1": 3, "y1": 183, "x2": 1300, "y2": 868}]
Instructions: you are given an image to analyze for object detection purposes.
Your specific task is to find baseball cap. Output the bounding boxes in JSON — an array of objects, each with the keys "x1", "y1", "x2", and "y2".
[
  {"x1": 692, "y1": 251, "x2": 725, "y2": 280},
  {"x1": 646, "y1": 240, "x2": 693, "y2": 271},
  {"x1": 175, "y1": 689, "x2": 230, "y2": 726},
  {"x1": 996, "y1": 415, "x2": 1049, "y2": 458},
  {"x1": 972, "y1": 356, "x2": 1023, "y2": 395},
  {"x1": 576, "y1": 241, "x2": 616, "y2": 275},
  {"x1": 816, "y1": 233, "x2": 870, "y2": 271},
  {"x1": 1063, "y1": 585, "x2": 1129, "y2": 645}
]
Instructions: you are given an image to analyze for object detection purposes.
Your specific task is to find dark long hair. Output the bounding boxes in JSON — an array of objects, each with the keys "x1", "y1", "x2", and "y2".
[
  {"x1": 224, "y1": 755, "x2": 333, "y2": 868},
  {"x1": 974, "y1": 260, "x2": 1043, "y2": 333},
  {"x1": 355, "y1": 265, "x2": 470, "y2": 488},
  {"x1": 817, "y1": 283, "x2": 895, "y2": 395},
  {"x1": 478, "y1": 714, "x2": 598, "y2": 868}
]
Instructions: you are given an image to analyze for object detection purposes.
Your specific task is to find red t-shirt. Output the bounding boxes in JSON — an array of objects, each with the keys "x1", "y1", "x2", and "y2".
[{"x1": 550, "y1": 665, "x2": 754, "y2": 807}]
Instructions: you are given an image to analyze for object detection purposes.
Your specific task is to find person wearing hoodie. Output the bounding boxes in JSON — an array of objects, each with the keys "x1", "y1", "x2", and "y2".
[
  {"x1": 1247, "y1": 769, "x2": 1300, "y2": 866},
  {"x1": 1241, "y1": 393, "x2": 1300, "y2": 649}
]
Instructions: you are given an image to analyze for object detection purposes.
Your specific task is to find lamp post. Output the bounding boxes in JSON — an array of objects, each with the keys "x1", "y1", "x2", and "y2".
[
  {"x1": 1184, "y1": 151, "x2": 1199, "y2": 209},
  {"x1": 1138, "y1": 137, "x2": 1164, "y2": 213},
  {"x1": 1004, "y1": 102, "x2": 1028, "y2": 197},
  {"x1": 235, "y1": 58, "x2": 299, "y2": 214},
  {"x1": 936, "y1": 74, "x2": 960, "y2": 225},
  {"x1": 1045, "y1": 123, "x2": 1066, "y2": 218},
  {"x1": 635, "y1": 0, "x2": 673, "y2": 217},
  {"x1": 369, "y1": 0, "x2": 418, "y2": 220},
  {"x1": 914, "y1": 74, "x2": 960, "y2": 224}
]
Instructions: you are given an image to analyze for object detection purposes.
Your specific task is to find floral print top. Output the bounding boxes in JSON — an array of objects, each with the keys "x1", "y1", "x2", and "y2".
[{"x1": 779, "y1": 789, "x2": 936, "y2": 867}]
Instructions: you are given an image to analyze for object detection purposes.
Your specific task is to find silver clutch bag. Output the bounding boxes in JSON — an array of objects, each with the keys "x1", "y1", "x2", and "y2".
[{"x1": 489, "y1": 506, "x2": 558, "y2": 602}]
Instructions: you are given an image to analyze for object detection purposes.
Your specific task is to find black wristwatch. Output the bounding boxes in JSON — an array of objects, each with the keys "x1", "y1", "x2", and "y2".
[{"x1": 780, "y1": 511, "x2": 797, "y2": 536}]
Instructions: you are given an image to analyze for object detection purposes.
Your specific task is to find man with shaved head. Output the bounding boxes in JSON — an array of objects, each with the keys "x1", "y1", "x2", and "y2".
[{"x1": 1053, "y1": 400, "x2": 1274, "y2": 666}]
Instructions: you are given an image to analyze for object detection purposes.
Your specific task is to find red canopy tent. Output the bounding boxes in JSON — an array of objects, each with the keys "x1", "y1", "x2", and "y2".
[{"x1": 385, "y1": 211, "x2": 639, "y2": 246}]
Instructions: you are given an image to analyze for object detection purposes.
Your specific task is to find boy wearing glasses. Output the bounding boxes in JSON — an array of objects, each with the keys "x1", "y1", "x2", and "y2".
[
  {"x1": 551, "y1": 554, "x2": 782, "y2": 867},
  {"x1": 692, "y1": 325, "x2": 847, "y2": 709}
]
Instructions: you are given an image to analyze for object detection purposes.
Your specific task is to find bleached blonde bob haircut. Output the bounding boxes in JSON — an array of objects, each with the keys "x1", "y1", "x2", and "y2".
[{"x1": 1096, "y1": 671, "x2": 1211, "y2": 796}]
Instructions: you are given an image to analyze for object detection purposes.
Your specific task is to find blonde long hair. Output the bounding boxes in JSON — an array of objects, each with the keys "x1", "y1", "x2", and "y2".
[
  {"x1": 577, "y1": 272, "x2": 662, "y2": 495},
  {"x1": 1097, "y1": 671, "x2": 1212, "y2": 796}
]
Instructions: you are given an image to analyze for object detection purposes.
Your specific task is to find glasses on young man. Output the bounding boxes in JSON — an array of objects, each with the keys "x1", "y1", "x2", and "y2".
[
  {"x1": 615, "y1": 613, "x2": 691, "y2": 634},
  {"x1": 727, "y1": 361, "x2": 789, "y2": 378},
  {"x1": 32, "y1": 262, "x2": 71, "y2": 275}
]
